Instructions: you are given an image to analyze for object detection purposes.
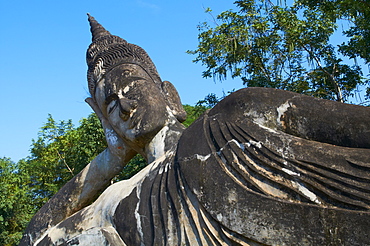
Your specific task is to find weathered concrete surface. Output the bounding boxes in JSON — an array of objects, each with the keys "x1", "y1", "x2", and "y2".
[
  {"x1": 177, "y1": 87, "x2": 370, "y2": 245},
  {"x1": 20, "y1": 15, "x2": 370, "y2": 246}
]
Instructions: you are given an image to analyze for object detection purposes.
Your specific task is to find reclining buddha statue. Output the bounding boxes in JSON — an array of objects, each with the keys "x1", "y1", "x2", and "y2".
[{"x1": 20, "y1": 14, "x2": 370, "y2": 245}]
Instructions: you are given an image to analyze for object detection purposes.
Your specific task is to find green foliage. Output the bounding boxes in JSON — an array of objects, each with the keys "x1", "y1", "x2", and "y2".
[
  {"x1": 188, "y1": 0, "x2": 370, "y2": 103},
  {"x1": 182, "y1": 94, "x2": 220, "y2": 127},
  {"x1": 23, "y1": 114, "x2": 107, "y2": 209},
  {"x1": 0, "y1": 158, "x2": 35, "y2": 246},
  {"x1": 298, "y1": 0, "x2": 370, "y2": 64},
  {"x1": 114, "y1": 154, "x2": 147, "y2": 181},
  {"x1": 182, "y1": 105, "x2": 203, "y2": 127}
]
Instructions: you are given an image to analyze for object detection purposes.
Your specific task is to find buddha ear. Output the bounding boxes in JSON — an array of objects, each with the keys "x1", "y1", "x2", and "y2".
[{"x1": 161, "y1": 81, "x2": 187, "y2": 123}]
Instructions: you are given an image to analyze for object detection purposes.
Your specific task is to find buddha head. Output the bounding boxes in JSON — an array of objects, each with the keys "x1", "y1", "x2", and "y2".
[{"x1": 86, "y1": 14, "x2": 186, "y2": 149}]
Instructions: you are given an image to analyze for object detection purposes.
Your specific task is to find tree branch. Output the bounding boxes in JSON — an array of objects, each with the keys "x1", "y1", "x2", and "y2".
[
  {"x1": 302, "y1": 44, "x2": 343, "y2": 102},
  {"x1": 56, "y1": 151, "x2": 74, "y2": 176}
]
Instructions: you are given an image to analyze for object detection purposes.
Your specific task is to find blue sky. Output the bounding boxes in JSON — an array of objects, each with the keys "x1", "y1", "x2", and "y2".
[
  {"x1": 1, "y1": 1, "x2": 367, "y2": 162},
  {"x1": 1, "y1": 0, "x2": 244, "y2": 162}
]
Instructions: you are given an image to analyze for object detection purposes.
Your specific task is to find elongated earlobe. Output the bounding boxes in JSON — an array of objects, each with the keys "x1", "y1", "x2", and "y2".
[{"x1": 161, "y1": 81, "x2": 187, "y2": 123}]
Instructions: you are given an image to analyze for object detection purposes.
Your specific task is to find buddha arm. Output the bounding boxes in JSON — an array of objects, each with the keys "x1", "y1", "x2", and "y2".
[
  {"x1": 21, "y1": 147, "x2": 136, "y2": 245},
  {"x1": 75, "y1": 147, "x2": 137, "y2": 210}
]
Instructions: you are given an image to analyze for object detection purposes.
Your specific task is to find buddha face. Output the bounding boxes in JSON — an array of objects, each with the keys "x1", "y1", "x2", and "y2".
[{"x1": 95, "y1": 63, "x2": 170, "y2": 148}]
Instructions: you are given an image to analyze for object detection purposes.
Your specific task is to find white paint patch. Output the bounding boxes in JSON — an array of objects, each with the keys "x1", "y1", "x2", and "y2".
[
  {"x1": 218, "y1": 139, "x2": 246, "y2": 152},
  {"x1": 164, "y1": 162, "x2": 171, "y2": 172},
  {"x1": 158, "y1": 162, "x2": 171, "y2": 175},
  {"x1": 158, "y1": 165, "x2": 164, "y2": 175},
  {"x1": 291, "y1": 181, "x2": 321, "y2": 204},
  {"x1": 165, "y1": 105, "x2": 176, "y2": 119},
  {"x1": 105, "y1": 129, "x2": 118, "y2": 146},
  {"x1": 194, "y1": 154, "x2": 211, "y2": 162},
  {"x1": 229, "y1": 139, "x2": 245, "y2": 151},
  {"x1": 123, "y1": 86, "x2": 130, "y2": 94},
  {"x1": 135, "y1": 182, "x2": 144, "y2": 245},
  {"x1": 246, "y1": 140, "x2": 262, "y2": 148},
  {"x1": 276, "y1": 101, "x2": 292, "y2": 125},
  {"x1": 282, "y1": 168, "x2": 300, "y2": 176},
  {"x1": 244, "y1": 110, "x2": 268, "y2": 126},
  {"x1": 228, "y1": 190, "x2": 238, "y2": 203},
  {"x1": 256, "y1": 123, "x2": 278, "y2": 133},
  {"x1": 118, "y1": 81, "x2": 135, "y2": 95},
  {"x1": 217, "y1": 213, "x2": 223, "y2": 221},
  {"x1": 40, "y1": 227, "x2": 68, "y2": 245},
  {"x1": 147, "y1": 126, "x2": 169, "y2": 162}
]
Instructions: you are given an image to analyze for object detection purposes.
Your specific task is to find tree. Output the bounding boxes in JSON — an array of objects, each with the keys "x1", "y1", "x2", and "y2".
[
  {"x1": 23, "y1": 113, "x2": 107, "y2": 209},
  {"x1": 299, "y1": 0, "x2": 370, "y2": 63},
  {"x1": 0, "y1": 158, "x2": 34, "y2": 246},
  {"x1": 298, "y1": 0, "x2": 370, "y2": 101},
  {"x1": 188, "y1": 0, "x2": 370, "y2": 103}
]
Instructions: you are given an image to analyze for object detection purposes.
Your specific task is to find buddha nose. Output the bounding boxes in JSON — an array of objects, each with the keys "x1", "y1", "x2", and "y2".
[{"x1": 119, "y1": 98, "x2": 138, "y2": 121}]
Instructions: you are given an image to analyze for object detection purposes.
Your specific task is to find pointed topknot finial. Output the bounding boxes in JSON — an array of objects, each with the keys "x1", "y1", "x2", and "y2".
[{"x1": 87, "y1": 13, "x2": 111, "y2": 41}]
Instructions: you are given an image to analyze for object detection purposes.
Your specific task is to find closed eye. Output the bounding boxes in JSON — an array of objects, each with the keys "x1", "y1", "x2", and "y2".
[
  {"x1": 105, "y1": 94, "x2": 119, "y2": 114},
  {"x1": 107, "y1": 100, "x2": 118, "y2": 114}
]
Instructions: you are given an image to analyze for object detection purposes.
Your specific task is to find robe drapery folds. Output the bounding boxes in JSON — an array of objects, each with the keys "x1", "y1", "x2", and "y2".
[{"x1": 113, "y1": 88, "x2": 370, "y2": 245}]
